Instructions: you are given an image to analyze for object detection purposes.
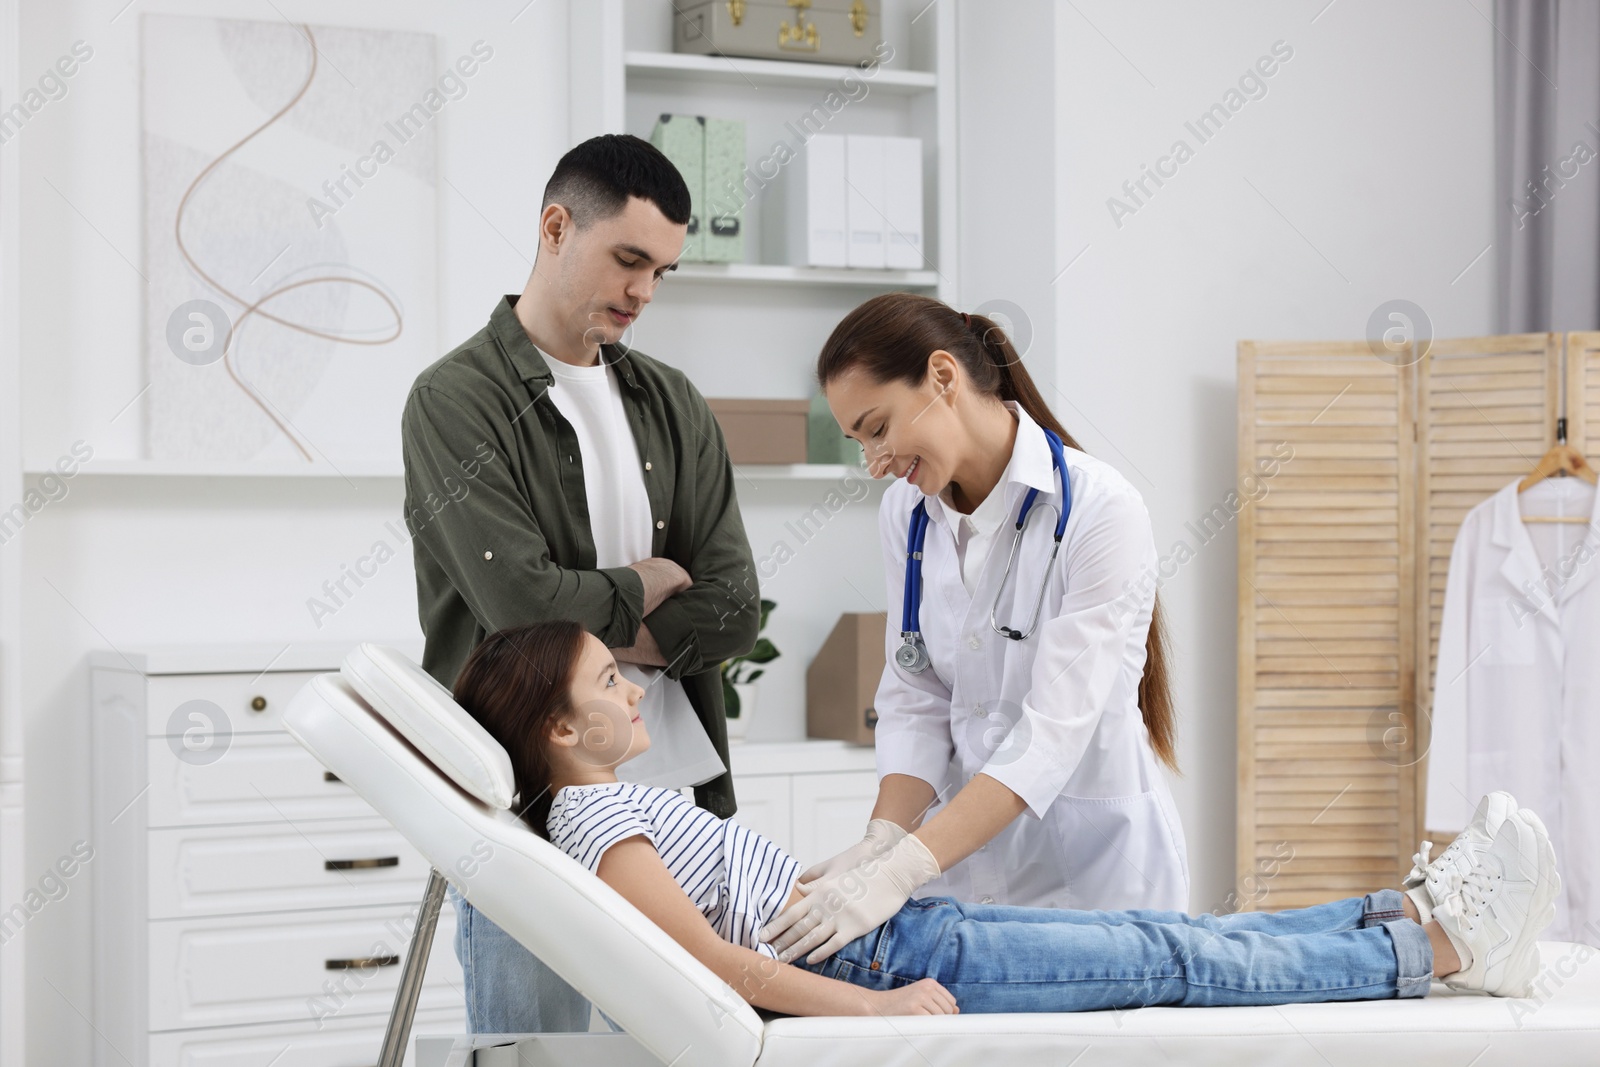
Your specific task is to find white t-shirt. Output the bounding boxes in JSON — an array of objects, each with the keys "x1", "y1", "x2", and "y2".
[
  {"x1": 539, "y1": 348, "x2": 726, "y2": 789},
  {"x1": 548, "y1": 781, "x2": 800, "y2": 959}
]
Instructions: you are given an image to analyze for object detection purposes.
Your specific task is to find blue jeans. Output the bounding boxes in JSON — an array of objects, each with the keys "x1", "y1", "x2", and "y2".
[
  {"x1": 447, "y1": 883, "x2": 623, "y2": 1033},
  {"x1": 793, "y1": 889, "x2": 1433, "y2": 1011}
]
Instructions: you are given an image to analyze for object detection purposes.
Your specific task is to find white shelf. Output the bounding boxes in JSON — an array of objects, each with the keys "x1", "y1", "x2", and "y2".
[
  {"x1": 735, "y1": 463, "x2": 882, "y2": 482},
  {"x1": 88, "y1": 639, "x2": 424, "y2": 675},
  {"x1": 670, "y1": 261, "x2": 939, "y2": 288},
  {"x1": 625, "y1": 50, "x2": 936, "y2": 94},
  {"x1": 30, "y1": 459, "x2": 406, "y2": 478},
  {"x1": 36, "y1": 460, "x2": 881, "y2": 482}
]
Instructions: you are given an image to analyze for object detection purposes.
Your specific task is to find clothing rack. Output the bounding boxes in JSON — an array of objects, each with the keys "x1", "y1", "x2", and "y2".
[{"x1": 1235, "y1": 331, "x2": 1600, "y2": 910}]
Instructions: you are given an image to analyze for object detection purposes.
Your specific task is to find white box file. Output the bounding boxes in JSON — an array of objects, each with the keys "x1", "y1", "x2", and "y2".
[{"x1": 844, "y1": 134, "x2": 886, "y2": 269}]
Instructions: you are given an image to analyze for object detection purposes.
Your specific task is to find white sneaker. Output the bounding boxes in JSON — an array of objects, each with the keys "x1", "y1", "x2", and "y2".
[
  {"x1": 1403, "y1": 791, "x2": 1519, "y2": 925},
  {"x1": 1433, "y1": 806, "x2": 1560, "y2": 997}
]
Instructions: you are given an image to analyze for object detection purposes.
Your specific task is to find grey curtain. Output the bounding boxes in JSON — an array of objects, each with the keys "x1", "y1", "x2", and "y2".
[{"x1": 1494, "y1": 0, "x2": 1600, "y2": 333}]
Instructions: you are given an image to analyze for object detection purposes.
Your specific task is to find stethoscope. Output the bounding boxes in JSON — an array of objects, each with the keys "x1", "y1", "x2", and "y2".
[{"x1": 896, "y1": 426, "x2": 1071, "y2": 674}]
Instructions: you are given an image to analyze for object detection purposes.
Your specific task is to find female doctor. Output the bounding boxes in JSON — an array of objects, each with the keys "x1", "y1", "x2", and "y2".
[{"x1": 759, "y1": 292, "x2": 1190, "y2": 966}]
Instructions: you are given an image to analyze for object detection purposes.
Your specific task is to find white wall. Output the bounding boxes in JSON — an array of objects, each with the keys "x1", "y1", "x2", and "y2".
[
  {"x1": 1052, "y1": 0, "x2": 1495, "y2": 911},
  {"x1": 956, "y1": 1, "x2": 1059, "y2": 399},
  {"x1": 15, "y1": 3, "x2": 570, "y2": 1063}
]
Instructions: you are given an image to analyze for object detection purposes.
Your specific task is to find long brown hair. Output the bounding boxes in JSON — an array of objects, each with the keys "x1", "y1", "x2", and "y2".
[
  {"x1": 452, "y1": 620, "x2": 589, "y2": 839},
  {"x1": 816, "y1": 292, "x2": 1178, "y2": 773}
]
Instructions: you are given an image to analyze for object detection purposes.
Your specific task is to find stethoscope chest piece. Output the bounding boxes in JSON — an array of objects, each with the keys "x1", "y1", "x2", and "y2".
[{"x1": 896, "y1": 633, "x2": 930, "y2": 673}]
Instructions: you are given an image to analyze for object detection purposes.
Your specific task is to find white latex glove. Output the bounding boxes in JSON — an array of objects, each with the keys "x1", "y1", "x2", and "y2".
[
  {"x1": 758, "y1": 831, "x2": 941, "y2": 965},
  {"x1": 797, "y1": 818, "x2": 908, "y2": 885}
]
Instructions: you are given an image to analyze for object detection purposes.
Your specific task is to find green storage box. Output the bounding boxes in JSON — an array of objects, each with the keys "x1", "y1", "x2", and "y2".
[
  {"x1": 808, "y1": 391, "x2": 859, "y2": 464},
  {"x1": 702, "y1": 117, "x2": 746, "y2": 263},
  {"x1": 650, "y1": 114, "x2": 704, "y2": 260}
]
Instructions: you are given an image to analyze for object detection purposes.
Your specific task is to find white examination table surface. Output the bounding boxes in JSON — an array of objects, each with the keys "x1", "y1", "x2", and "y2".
[{"x1": 285, "y1": 646, "x2": 1600, "y2": 1067}]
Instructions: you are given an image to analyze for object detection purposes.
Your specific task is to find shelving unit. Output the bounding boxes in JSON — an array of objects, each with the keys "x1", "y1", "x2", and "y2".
[
  {"x1": 571, "y1": 0, "x2": 958, "y2": 310},
  {"x1": 670, "y1": 261, "x2": 940, "y2": 288},
  {"x1": 623, "y1": 49, "x2": 938, "y2": 93},
  {"x1": 26, "y1": 460, "x2": 881, "y2": 482},
  {"x1": 554, "y1": 0, "x2": 954, "y2": 743}
]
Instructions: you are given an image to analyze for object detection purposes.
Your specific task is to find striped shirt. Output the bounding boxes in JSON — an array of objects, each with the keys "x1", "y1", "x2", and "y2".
[{"x1": 548, "y1": 781, "x2": 801, "y2": 960}]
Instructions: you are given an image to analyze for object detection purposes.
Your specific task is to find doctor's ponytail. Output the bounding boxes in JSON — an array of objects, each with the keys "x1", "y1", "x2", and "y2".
[{"x1": 816, "y1": 293, "x2": 1179, "y2": 774}]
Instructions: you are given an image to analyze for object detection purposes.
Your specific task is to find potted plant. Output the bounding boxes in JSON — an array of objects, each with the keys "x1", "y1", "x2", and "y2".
[{"x1": 720, "y1": 598, "x2": 778, "y2": 742}]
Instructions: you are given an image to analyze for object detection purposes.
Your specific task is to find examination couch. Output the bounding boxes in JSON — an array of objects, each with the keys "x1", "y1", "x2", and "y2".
[{"x1": 282, "y1": 644, "x2": 1600, "y2": 1067}]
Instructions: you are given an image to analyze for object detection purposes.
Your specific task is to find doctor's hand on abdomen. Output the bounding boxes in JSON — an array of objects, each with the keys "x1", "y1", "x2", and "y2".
[
  {"x1": 758, "y1": 830, "x2": 942, "y2": 965},
  {"x1": 795, "y1": 818, "x2": 909, "y2": 885}
]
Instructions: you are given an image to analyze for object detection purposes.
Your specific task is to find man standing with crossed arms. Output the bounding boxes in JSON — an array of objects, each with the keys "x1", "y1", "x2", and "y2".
[{"x1": 401, "y1": 134, "x2": 760, "y2": 1033}]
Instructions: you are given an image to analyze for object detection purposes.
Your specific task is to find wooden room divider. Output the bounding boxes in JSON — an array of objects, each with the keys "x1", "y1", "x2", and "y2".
[{"x1": 1235, "y1": 331, "x2": 1600, "y2": 910}]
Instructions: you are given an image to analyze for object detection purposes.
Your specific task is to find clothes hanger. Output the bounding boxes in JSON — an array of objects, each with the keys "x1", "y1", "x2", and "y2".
[{"x1": 1518, "y1": 416, "x2": 1597, "y2": 523}]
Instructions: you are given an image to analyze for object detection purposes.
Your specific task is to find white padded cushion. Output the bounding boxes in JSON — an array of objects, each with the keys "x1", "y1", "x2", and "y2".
[
  {"x1": 282, "y1": 671, "x2": 763, "y2": 1067},
  {"x1": 339, "y1": 642, "x2": 516, "y2": 810}
]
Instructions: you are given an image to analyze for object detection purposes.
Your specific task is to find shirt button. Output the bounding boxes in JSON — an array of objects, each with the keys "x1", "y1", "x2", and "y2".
[
  {"x1": 644, "y1": 461, "x2": 652, "y2": 471},
  {"x1": 656, "y1": 519, "x2": 665, "y2": 529},
  {"x1": 483, "y1": 550, "x2": 493, "y2": 561},
  {"x1": 974, "y1": 704, "x2": 987, "y2": 718},
  {"x1": 967, "y1": 634, "x2": 982, "y2": 650},
  {"x1": 980, "y1": 895, "x2": 995, "y2": 904}
]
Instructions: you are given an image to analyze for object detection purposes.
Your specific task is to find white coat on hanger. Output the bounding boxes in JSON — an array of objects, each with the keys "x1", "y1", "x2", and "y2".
[{"x1": 1426, "y1": 476, "x2": 1600, "y2": 946}]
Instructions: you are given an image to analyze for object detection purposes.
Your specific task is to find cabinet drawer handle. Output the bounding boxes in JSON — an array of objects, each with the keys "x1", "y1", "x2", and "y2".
[
  {"x1": 325, "y1": 856, "x2": 400, "y2": 871},
  {"x1": 325, "y1": 954, "x2": 399, "y2": 970},
  {"x1": 250, "y1": 695, "x2": 268, "y2": 712},
  {"x1": 323, "y1": 771, "x2": 343, "y2": 783}
]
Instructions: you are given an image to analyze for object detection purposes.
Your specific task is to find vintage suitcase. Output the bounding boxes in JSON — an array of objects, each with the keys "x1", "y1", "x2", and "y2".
[{"x1": 675, "y1": 0, "x2": 884, "y2": 67}]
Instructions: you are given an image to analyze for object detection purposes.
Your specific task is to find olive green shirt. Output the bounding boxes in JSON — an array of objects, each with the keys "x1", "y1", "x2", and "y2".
[{"x1": 400, "y1": 295, "x2": 759, "y2": 817}]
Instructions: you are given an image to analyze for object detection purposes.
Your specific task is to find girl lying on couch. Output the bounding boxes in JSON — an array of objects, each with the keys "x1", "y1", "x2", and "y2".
[{"x1": 453, "y1": 620, "x2": 1560, "y2": 1017}]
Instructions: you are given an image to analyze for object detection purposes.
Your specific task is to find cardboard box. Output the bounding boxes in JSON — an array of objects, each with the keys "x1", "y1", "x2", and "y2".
[
  {"x1": 706, "y1": 398, "x2": 809, "y2": 464},
  {"x1": 806, "y1": 612, "x2": 886, "y2": 745}
]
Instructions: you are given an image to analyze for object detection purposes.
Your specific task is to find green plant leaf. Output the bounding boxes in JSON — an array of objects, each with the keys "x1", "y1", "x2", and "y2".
[
  {"x1": 745, "y1": 668, "x2": 764, "y2": 683},
  {"x1": 743, "y1": 638, "x2": 780, "y2": 664}
]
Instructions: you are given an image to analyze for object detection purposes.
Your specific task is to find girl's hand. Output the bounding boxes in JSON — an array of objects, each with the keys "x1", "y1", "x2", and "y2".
[{"x1": 868, "y1": 977, "x2": 958, "y2": 1015}]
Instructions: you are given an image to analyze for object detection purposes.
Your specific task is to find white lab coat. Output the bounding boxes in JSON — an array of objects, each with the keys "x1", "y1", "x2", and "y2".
[
  {"x1": 1426, "y1": 476, "x2": 1600, "y2": 946},
  {"x1": 873, "y1": 401, "x2": 1191, "y2": 911}
]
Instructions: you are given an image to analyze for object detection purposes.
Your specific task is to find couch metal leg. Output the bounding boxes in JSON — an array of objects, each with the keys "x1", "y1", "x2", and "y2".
[{"x1": 378, "y1": 868, "x2": 448, "y2": 1067}]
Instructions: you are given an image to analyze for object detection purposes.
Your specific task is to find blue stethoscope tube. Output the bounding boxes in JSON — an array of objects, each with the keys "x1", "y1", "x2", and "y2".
[{"x1": 896, "y1": 427, "x2": 1071, "y2": 674}]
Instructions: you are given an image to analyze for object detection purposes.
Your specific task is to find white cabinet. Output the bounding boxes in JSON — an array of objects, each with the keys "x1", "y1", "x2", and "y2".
[
  {"x1": 791, "y1": 771, "x2": 885, "y2": 866},
  {"x1": 722, "y1": 774, "x2": 795, "y2": 853},
  {"x1": 90, "y1": 643, "x2": 463, "y2": 1067},
  {"x1": 725, "y1": 740, "x2": 879, "y2": 868}
]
